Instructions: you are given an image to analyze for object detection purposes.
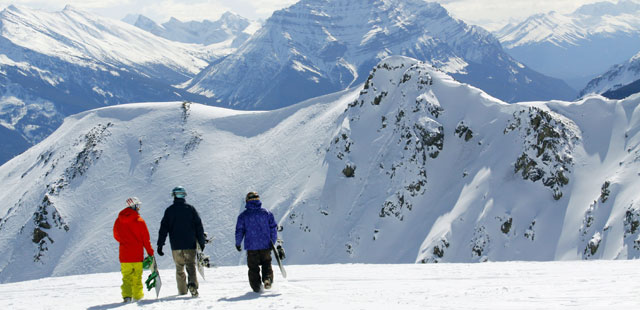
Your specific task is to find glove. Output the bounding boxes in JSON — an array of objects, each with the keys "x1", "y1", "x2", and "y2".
[
  {"x1": 157, "y1": 246, "x2": 164, "y2": 256},
  {"x1": 236, "y1": 245, "x2": 241, "y2": 252},
  {"x1": 277, "y1": 245, "x2": 286, "y2": 260},
  {"x1": 142, "y1": 255, "x2": 153, "y2": 270},
  {"x1": 204, "y1": 232, "x2": 213, "y2": 244}
]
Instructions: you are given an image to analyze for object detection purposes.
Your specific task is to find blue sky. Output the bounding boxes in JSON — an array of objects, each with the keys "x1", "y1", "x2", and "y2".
[{"x1": 0, "y1": 0, "x2": 613, "y2": 29}]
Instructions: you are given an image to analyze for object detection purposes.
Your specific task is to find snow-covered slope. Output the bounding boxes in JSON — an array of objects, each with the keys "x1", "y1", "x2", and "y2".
[
  {"x1": 319, "y1": 57, "x2": 640, "y2": 264},
  {"x1": 0, "y1": 5, "x2": 210, "y2": 77},
  {"x1": 124, "y1": 12, "x2": 259, "y2": 48},
  {"x1": 185, "y1": 0, "x2": 574, "y2": 110},
  {"x1": 496, "y1": 0, "x2": 640, "y2": 89},
  {"x1": 0, "y1": 5, "x2": 217, "y2": 165},
  {"x1": 580, "y1": 51, "x2": 640, "y2": 99},
  {"x1": 0, "y1": 261, "x2": 637, "y2": 309},
  {"x1": 2, "y1": 56, "x2": 640, "y2": 284}
]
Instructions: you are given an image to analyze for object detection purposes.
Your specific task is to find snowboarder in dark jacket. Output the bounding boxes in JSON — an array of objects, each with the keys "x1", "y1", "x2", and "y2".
[
  {"x1": 235, "y1": 191, "x2": 278, "y2": 292},
  {"x1": 157, "y1": 186, "x2": 206, "y2": 297}
]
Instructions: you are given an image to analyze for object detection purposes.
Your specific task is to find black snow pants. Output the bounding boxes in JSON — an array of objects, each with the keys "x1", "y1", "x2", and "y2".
[{"x1": 246, "y1": 249, "x2": 273, "y2": 292}]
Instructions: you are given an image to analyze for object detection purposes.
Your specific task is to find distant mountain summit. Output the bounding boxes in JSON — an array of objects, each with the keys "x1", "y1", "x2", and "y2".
[
  {"x1": 124, "y1": 12, "x2": 259, "y2": 47},
  {"x1": 580, "y1": 51, "x2": 640, "y2": 99},
  {"x1": 495, "y1": 0, "x2": 640, "y2": 89},
  {"x1": 184, "y1": 0, "x2": 574, "y2": 110}
]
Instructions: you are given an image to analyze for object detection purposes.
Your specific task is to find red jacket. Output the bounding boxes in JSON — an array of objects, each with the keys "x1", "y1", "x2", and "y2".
[{"x1": 113, "y1": 207, "x2": 154, "y2": 263}]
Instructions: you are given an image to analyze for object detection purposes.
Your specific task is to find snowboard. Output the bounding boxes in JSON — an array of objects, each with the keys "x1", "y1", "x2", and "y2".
[
  {"x1": 145, "y1": 256, "x2": 162, "y2": 298},
  {"x1": 196, "y1": 243, "x2": 208, "y2": 280},
  {"x1": 271, "y1": 242, "x2": 287, "y2": 279}
]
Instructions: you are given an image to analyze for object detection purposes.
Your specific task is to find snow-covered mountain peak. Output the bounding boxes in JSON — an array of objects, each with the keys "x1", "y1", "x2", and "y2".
[
  {"x1": 264, "y1": 0, "x2": 501, "y2": 62},
  {"x1": 185, "y1": 0, "x2": 572, "y2": 110},
  {"x1": 224, "y1": 11, "x2": 245, "y2": 18},
  {"x1": 274, "y1": 0, "x2": 468, "y2": 44},
  {"x1": 125, "y1": 11, "x2": 256, "y2": 47},
  {"x1": 2, "y1": 4, "x2": 16, "y2": 13},
  {"x1": 495, "y1": 0, "x2": 640, "y2": 90},
  {"x1": 62, "y1": 4, "x2": 80, "y2": 12},
  {"x1": 497, "y1": 0, "x2": 640, "y2": 49},
  {"x1": 133, "y1": 14, "x2": 159, "y2": 27},
  {"x1": 580, "y1": 50, "x2": 640, "y2": 98},
  {"x1": 325, "y1": 57, "x2": 625, "y2": 264},
  {"x1": 496, "y1": 11, "x2": 584, "y2": 48},
  {"x1": 1, "y1": 4, "x2": 36, "y2": 19},
  {"x1": 121, "y1": 13, "x2": 139, "y2": 24}
]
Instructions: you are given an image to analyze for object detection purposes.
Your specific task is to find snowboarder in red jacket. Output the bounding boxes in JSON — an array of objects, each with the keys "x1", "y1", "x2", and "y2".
[{"x1": 113, "y1": 197, "x2": 154, "y2": 302}]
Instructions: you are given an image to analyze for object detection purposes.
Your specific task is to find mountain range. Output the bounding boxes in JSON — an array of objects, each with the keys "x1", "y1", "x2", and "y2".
[
  {"x1": 123, "y1": 11, "x2": 260, "y2": 48},
  {"x1": 0, "y1": 5, "x2": 224, "y2": 164},
  {"x1": 495, "y1": 0, "x2": 640, "y2": 90},
  {"x1": 0, "y1": 1, "x2": 585, "y2": 167},
  {"x1": 184, "y1": 0, "x2": 575, "y2": 110},
  {"x1": 1, "y1": 56, "x2": 639, "y2": 283}
]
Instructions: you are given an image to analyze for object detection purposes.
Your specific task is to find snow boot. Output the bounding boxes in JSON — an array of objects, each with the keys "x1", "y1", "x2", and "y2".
[
  {"x1": 188, "y1": 283, "x2": 199, "y2": 297},
  {"x1": 123, "y1": 297, "x2": 132, "y2": 303},
  {"x1": 264, "y1": 279, "x2": 272, "y2": 290}
]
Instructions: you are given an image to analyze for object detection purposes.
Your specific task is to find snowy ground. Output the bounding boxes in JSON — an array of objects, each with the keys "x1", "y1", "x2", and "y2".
[{"x1": 0, "y1": 260, "x2": 638, "y2": 309}]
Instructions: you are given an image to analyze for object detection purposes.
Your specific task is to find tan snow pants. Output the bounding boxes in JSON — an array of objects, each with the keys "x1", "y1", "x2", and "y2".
[{"x1": 172, "y1": 249, "x2": 198, "y2": 295}]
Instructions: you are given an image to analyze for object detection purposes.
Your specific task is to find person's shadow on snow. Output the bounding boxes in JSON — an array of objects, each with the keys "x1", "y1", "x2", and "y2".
[
  {"x1": 87, "y1": 294, "x2": 194, "y2": 309},
  {"x1": 219, "y1": 291, "x2": 281, "y2": 302}
]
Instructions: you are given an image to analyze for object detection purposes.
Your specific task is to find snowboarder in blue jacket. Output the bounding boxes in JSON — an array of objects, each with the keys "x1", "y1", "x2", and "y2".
[{"x1": 235, "y1": 191, "x2": 278, "y2": 292}]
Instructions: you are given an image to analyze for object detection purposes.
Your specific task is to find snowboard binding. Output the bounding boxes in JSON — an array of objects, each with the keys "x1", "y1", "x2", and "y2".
[
  {"x1": 198, "y1": 252, "x2": 212, "y2": 268},
  {"x1": 276, "y1": 239, "x2": 286, "y2": 260},
  {"x1": 145, "y1": 271, "x2": 159, "y2": 291}
]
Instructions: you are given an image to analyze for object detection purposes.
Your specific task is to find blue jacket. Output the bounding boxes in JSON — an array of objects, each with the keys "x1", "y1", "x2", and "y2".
[
  {"x1": 157, "y1": 198, "x2": 205, "y2": 251},
  {"x1": 235, "y1": 200, "x2": 277, "y2": 251}
]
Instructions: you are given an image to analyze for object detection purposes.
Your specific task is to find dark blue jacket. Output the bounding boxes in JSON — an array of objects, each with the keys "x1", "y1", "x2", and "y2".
[
  {"x1": 235, "y1": 200, "x2": 277, "y2": 251},
  {"x1": 157, "y1": 198, "x2": 205, "y2": 250}
]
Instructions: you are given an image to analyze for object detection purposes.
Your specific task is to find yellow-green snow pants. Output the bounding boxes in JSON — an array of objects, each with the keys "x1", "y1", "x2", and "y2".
[{"x1": 120, "y1": 262, "x2": 144, "y2": 300}]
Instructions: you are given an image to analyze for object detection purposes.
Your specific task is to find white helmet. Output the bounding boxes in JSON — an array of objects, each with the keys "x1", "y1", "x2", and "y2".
[{"x1": 126, "y1": 197, "x2": 142, "y2": 209}]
